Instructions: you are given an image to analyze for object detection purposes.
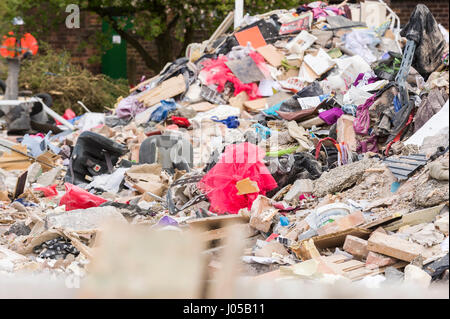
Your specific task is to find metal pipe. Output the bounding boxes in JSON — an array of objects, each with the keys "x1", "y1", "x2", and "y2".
[{"x1": 234, "y1": 0, "x2": 244, "y2": 29}]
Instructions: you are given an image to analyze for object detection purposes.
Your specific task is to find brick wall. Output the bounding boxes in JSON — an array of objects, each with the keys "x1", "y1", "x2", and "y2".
[
  {"x1": 44, "y1": 12, "x2": 102, "y2": 74},
  {"x1": 127, "y1": 30, "x2": 210, "y2": 85},
  {"x1": 388, "y1": 0, "x2": 449, "y2": 29}
]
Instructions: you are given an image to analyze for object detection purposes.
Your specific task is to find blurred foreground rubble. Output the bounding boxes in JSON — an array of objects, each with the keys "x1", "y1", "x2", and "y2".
[{"x1": 0, "y1": 0, "x2": 449, "y2": 298}]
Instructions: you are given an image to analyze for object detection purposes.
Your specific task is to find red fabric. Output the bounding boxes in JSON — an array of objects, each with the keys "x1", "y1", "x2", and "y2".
[
  {"x1": 384, "y1": 111, "x2": 415, "y2": 156},
  {"x1": 34, "y1": 184, "x2": 58, "y2": 198},
  {"x1": 199, "y1": 55, "x2": 261, "y2": 100},
  {"x1": 197, "y1": 142, "x2": 277, "y2": 215},
  {"x1": 59, "y1": 183, "x2": 107, "y2": 211}
]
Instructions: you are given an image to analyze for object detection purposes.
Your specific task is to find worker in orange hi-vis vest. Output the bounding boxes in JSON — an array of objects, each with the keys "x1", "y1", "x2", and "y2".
[
  {"x1": 0, "y1": 17, "x2": 43, "y2": 135},
  {"x1": 0, "y1": 16, "x2": 39, "y2": 101}
]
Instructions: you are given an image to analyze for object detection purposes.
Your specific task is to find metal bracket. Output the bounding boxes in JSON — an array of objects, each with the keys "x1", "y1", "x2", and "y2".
[{"x1": 395, "y1": 40, "x2": 416, "y2": 108}]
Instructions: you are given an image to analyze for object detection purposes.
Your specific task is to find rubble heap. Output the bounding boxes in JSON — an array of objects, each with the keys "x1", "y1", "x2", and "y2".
[{"x1": 0, "y1": 1, "x2": 449, "y2": 297}]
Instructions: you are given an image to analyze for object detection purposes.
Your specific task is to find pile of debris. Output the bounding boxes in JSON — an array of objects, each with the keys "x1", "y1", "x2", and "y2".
[{"x1": 0, "y1": 1, "x2": 449, "y2": 297}]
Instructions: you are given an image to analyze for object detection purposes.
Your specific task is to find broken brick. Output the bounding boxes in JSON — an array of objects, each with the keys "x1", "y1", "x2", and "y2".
[{"x1": 343, "y1": 235, "x2": 368, "y2": 259}]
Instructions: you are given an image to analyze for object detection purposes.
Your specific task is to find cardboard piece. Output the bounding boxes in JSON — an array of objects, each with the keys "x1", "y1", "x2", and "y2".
[
  {"x1": 229, "y1": 91, "x2": 249, "y2": 110},
  {"x1": 291, "y1": 238, "x2": 321, "y2": 261},
  {"x1": 0, "y1": 145, "x2": 32, "y2": 171},
  {"x1": 124, "y1": 163, "x2": 168, "y2": 196},
  {"x1": 243, "y1": 98, "x2": 267, "y2": 112},
  {"x1": 190, "y1": 102, "x2": 217, "y2": 112},
  {"x1": 249, "y1": 195, "x2": 278, "y2": 233},
  {"x1": 236, "y1": 177, "x2": 260, "y2": 195},
  {"x1": 234, "y1": 26, "x2": 267, "y2": 49},
  {"x1": 256, "y1": 44, "x2": 285, "y2": 67}
]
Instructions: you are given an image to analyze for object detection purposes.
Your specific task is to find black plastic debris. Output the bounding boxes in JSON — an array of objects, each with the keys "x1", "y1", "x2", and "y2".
[
  {"x1": 33, "y1": 237, "x2": 79, "y2": 260},
  {"x1": 383, "y1": 154, "x2": 428, "y2": 180},
  {"x1": 424, "y1": 253, "x2": 449, "y2": 281}
]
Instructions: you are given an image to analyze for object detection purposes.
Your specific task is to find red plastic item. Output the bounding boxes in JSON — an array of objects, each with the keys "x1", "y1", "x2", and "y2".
[
  {"x1": 55, "y1": 109, "x2": 76, "y2": 126},
  {"x1": 266, "y1": 233, "x2": 279, "y2": 242},
  {"x1": 59, "y1": 183, "x2": 107, "y2": 211},
  {"x1": 197, "y1": 142, "x2": 277, "y2": 215},
  {"x1": 171, "y1": 116, "x2": 191, "y2": 128},
  {"x1": 34, "y1": 184, "x2": 58, "y2": 198},
  {"x1": 0, "y1": 32, "x2": 38, "y2": 58}
]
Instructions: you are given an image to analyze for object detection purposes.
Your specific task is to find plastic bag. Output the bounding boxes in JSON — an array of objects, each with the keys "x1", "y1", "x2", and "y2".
[
  {"x1": 150, "y1": 99, "x2": 178, "y2": 122},
  {"x1": 34, "y1": 184, "x2": 58, "y2": 198},
  {"x1": 197, "y1": 142, "x2": 277, "y2": 214},
  {"x1": 59, "y1": 183, "x2": 107, "y2": 211}
]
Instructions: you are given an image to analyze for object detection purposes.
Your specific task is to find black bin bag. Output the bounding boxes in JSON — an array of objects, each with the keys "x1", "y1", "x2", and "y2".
[{"x1": 400, "y1": 4, "x2": 446, "y2": 80}]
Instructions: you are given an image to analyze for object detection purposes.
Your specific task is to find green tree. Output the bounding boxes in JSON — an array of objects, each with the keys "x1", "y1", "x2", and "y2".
[{"x1": 1, "y1": 0, "x2": 307, "y2": 74}]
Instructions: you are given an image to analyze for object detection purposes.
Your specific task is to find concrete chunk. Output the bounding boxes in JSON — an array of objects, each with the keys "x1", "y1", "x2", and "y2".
[
  {"x1": 404, "y1": 264, "x2": 432, "y2": 288},
  {"x1": 284, "y1": 179, "x2": 314, "y2": 202},
  {"x1": 46, "y1": 206, "x2": 127, "y2": 231}
]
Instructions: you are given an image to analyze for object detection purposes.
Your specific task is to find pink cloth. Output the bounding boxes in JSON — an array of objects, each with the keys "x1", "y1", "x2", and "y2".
[{"x1": 353, "y1": 95, "x2": 376, "y2": 135}]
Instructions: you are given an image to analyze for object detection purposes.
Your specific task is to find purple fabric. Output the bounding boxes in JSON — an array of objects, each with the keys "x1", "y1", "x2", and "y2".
[
  {"x1": 157, "y1": 216, "x2": 178, "y2": 227},
  {"x1": 353, "y1": 72, "x2": 378, "y2": 87},
  {"x1": 116, "y1": 95, "x2": 146, "y2": 119},
  {"x1": 356, "y1": 135, "x2": 378, "y2": 154},
  {"x1": 353, "y1": 95, "x2": 376, "y2": 135},
  {"x1": 318, "y1": 107, "x2": 344, "y2": 125}
]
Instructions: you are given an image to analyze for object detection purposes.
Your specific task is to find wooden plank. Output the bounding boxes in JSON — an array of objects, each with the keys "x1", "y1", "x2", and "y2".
[
  {"x1": 187, "y1": 214, "x2": 249, "y2": 229},
  {"x1": 320, "y1": 254, "x2": 349, "y2": 264},
  {"x1": 308, "y1": 228, "x2": 371, "y2": 250},
  {"x1": 384, "y1": 204, "x2": 446, "y2": 231},
  {"x1": 13, "y1": 170, "x2": 28, "y2": 199},
  {"x1": 336, "y1": 260, "x2": 365, "y2": 272},
  {"x1": 129, "y1": 74, "x2": 158, "y2": 93},
  {"x1": 362, "y1": 213, "x2": 403, "y2": 229},
  {"x1": 138, "y1": 74, "x2": 186, "y2": 107},
  {"x1": 252, "y1": 269, "x2": 281, "y2": 281},
  {"x1": 200, "y1": 223, "x2": 256, "y2": 242},
  {"x1": 347, "y1": 262, "x2": 407, "y2": 281},
  {"x1": 367, "y1": 232, "x2": 426, "y2": 262}
]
